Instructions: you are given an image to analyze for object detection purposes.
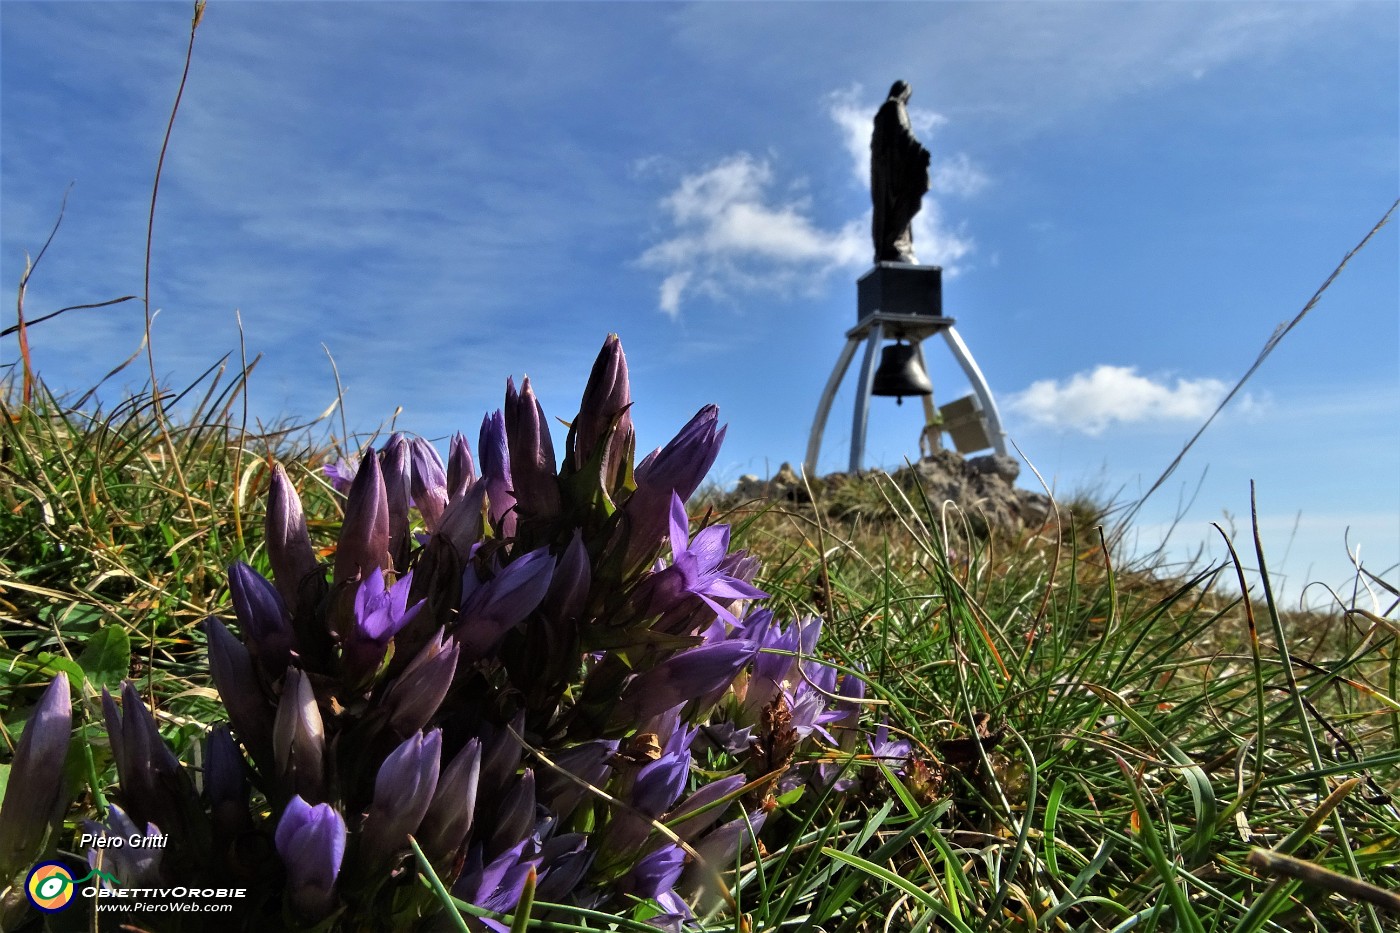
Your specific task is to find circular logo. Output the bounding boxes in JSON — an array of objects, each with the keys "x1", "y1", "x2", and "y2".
[{"x1": 26, "y1": 861, "x2": 77, "y2": 912}]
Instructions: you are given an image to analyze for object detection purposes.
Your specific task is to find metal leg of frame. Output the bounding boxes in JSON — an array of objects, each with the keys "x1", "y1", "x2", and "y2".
[
  {"x1": 941, "y1": 325, "x2": 1008, "y2": 457},
  {"x1": 849, "y1": 320, "x2": 885, "y2": 472},
  {"x1": 804, "y1": 336, "x2": 862, "y2": 477}
]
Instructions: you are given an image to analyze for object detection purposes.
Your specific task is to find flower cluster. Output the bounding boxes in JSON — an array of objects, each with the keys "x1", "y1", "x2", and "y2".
[{"x1": 8, "y1": 336, "x2": 885, "y2": 931}]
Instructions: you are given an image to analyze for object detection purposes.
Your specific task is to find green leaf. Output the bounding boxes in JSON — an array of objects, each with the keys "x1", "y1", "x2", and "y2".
[{"x1": 77, "y1": 625, "x2": 132, "y2": 691}]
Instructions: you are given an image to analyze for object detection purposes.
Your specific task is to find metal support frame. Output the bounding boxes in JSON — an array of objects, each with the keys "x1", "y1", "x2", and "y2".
[{"x1": 805, "y1": 310, "x2": 1008, "y2": 476}]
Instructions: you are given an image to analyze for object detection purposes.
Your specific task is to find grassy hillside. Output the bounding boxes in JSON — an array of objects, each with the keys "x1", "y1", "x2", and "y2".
[{"x1": 2, "y1": 362, "x2": 1397, "y2": 932}]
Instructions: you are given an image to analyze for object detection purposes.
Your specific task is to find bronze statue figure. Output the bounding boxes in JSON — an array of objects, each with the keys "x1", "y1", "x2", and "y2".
[{"x1": 870, "y1": 80, "x2": 931, "y2": 264}]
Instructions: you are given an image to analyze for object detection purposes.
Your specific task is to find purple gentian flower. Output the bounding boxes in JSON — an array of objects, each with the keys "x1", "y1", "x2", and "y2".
[
  {"x1": 204, "y1": 617, "x2": 274, "y2": 774},
  {"x1": 572, "y1": 333, "x2": 634, "y2": 493},
  {"x1": 487, "y1": 768, "x2": 538, "y2": 858},
  {"x1": 870, "y1": 718, "x2": 912, "y2": 765},
  {"x1": 478, "y1": 410, "x2": 516, "y2": 538},
  {"x1": 266, "y1": 463, "x2": 320, "y2": 613},
  {"x1": 273, "y1": 668, "x2": 325, "y2": 800},
  {"x1": 662, "y1": 493, "x2": 767, "y2": 628},
  {"x1": 334, "y1": 448, "x2": 389, "y2": 586},
  {"x1": 227, "y1": 561, "x2": 295, "y2": 674},
  {"x1": 537, "y1": 739, "x2": 617, "y2": 822},
  {"x1": 361, "y1": 730, "x2": 442, "y2": 868},
  {"x1": 455, "y1": 836, "x2": 541, "y2": 916},
  {"x1": 619, "y1": 843, "x2": 686, "y2": 901},
  {"x1": 420, "y1": 737, "x2": 481, "y2": 863},
  {"x1": 82, "y1": 804, "x2": 162, "y2": 888},
  {"x1": 275, "y1": 795, "x2": 346, "y2": 921},
  {"x1": 666, "y1": 774, "x2": 746, "y2": 843},
  {"x1": 379, "y1": 433, "x2": 413, "y2": 572},
  {"x1": 623, "y1": 405, "x2": 726, "y2": 569},
  {"x1": 382, "y1": 628, "x2": 459, "y2": 736},
  {"x1": 457, "y1": 547, "x2": 554, "y2": 657},
  {"x1": 0, "y1": 673, "x2": 71, "y2": 878},
  {"x1": 447, "y1": 431, "x2": 476, "y2": 501},
  {"x1": 322, "y1": 456, "x2": 358, "y2": 494},
  {"x1": 102, "y1": 681, "x2": 186, "y2": 835},
  {"x1": 409, "y1": 436, "x2": 450, "y2": 532},
  {"x1": 505, "y1": 376, "x2": 562, "y2": 521},
  {"x1": 612, "y1": 640, "x2": 757, "y2": 726},
  {"x1": 343, "y1": 570, "x2": 424, "y2": 681}
]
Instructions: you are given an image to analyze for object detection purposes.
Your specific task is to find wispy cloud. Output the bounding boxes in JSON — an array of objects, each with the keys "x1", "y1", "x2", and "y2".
[{"x1": 1008, "y1": 365, "x2": 1257, "y2": 436}]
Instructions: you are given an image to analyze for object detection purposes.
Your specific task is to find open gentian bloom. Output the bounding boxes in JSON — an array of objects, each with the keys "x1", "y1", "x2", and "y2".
[
  {"x1": 275, "y1": 795, "x2": 346, "y2": 922},
  {"x1": 654, "y1": 493, "x2": 767, "y2": 630},
  {"x1": 344, "y1": 571, "x2": 423, "y2": 680}
]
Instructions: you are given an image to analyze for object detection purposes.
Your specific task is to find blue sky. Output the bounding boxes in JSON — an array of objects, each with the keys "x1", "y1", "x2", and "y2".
[{"x1": 3, "y1": 2, "x2": 1396, "y2": 609}]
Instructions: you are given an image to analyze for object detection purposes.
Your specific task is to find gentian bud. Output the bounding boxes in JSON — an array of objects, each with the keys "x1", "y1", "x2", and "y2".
[
  {"x1": 604, "y1": 751, "x2": 689, "y2": 855},
  {"x1": 436, "y1": 480, "x2": 486, "y2": 557},
  {"x1": 612, "y1": 640, "x2": 757, "y2": 726},
  {"x1": 0, "y1": 673, "x2": 71, "y2": 878},
  {"x1": 205, "y1": 725, "x2": 252, "y2": 842},
  {"x1": 409, "y1": 437, "x2": 450, "y2": 532},
  {"x1": 537, "y1": 739, "x2": 617, "y2": 822},
  {"x1": 379, "y1": 433, "x2": 413, "y2": 572},
  {"x1": 477, "y1": 410, "x2": 516, "y2": 538},
  {"x1": 487, "y1": 768, "x2": 537, "y2": 858},
  {"x1": 228, "y1": 561, "x2": 295, "y2": 674},
  {"x1": 573, "y1": 334, "x2": 634, "y2": 492},
  {"x1": 266, "y1": 463, "x2": 320, "y2": 613},
  {"x1": 361, "y1": 730, "x2": 441, "y2": 868},
  {"x1": 334, "y1": 448, "x2": 389, "y2": 586},
  {"x1": 618, "y1": 843, "x2": 685, "y2": 901},
  {"x1": 505, "y1": 376, "x2": 562, "y2": 521},
  {"x1": 204, "y1": 617, "x2": 275, "y2": 775},
  {"x1": 479, "y1": 710, "x2": 526, "y2": 802},
  {"x1": 682, "y1": 810, "x2": 768, "y2": 894},
  {"x1": 273, "y1": 668, "x2": 325, "y2": 800},
  {"x1": 275, "y1": 795, "x2": 346, "y2": 922},
  {"x1": 540, "y1": 529, "x2": 590, "y2": 628},
  {"x1": 623, "y1": 405, "x2": 726, "y2": 568},
  {"x1": 457, "y1": 547, "x2": 554, "y2": 657},
  {"x1": 102, "y1": 681, "x2": 186, "y2": 834},
  {"x1": 666, "y1": 774, "x2": 745, "y2": 843},
  {"x1": 447, "y1": 431, "x2": 476, "y2": 501},
  {"x1": 382, "y1": 629, "x2": 459, "y2": 736},
  {"x1": 419, "y1": 737, "x2": 480, "y2": 862},
  {"x1": 82, "y1": 804, "x2": 162, "y2": 888}
]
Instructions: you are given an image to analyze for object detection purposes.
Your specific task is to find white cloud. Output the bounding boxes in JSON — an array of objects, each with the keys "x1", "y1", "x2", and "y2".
[
  {"x1": 639, "y1": 153, "x2": 866, "y2": 319},
  {"x1": 1009, "y1": 365, "x2": 1252, "y2": 436},
  {"x1": 642, "y1": 87, "x2": 986, "y2": 318}
]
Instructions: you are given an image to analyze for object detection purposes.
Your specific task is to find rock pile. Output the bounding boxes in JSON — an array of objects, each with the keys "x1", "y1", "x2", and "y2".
[{"x1": 730, "y1": 448, "x2": 1054, "y2": 540}]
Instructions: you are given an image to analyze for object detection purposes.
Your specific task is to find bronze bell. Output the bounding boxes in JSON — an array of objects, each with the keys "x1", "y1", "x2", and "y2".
[{"x1": 872, "y1": 341, "x2": 932, "y2": 405}]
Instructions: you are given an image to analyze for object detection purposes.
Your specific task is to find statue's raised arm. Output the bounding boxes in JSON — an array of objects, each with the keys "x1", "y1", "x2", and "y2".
[{"x1": 870, "y1": 80, "x2": 932, "y2": 264}]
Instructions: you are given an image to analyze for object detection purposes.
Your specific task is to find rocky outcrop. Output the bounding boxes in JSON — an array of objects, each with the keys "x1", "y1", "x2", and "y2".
[{"x1": 729, "y1": 449, "x2": 1053, "y2": 540}]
